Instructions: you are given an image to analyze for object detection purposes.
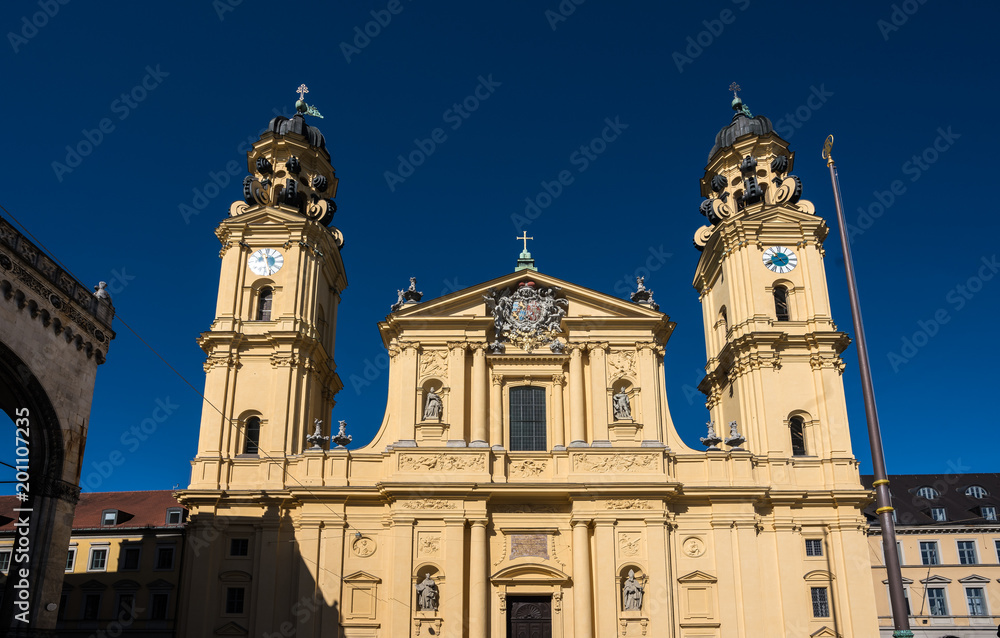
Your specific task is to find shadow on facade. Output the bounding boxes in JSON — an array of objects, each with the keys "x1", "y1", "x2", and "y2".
[{"x1": 178, "y1": 509, "x2": 344, "y2": 637}]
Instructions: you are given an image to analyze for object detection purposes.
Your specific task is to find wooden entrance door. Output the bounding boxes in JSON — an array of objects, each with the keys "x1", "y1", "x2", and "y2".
[{"x1": 507, "y1": 596, "x2": 552, "y2": 638}]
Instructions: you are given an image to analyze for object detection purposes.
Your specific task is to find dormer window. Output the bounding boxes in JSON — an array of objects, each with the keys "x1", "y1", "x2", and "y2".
[
  {"x1": 166, "y1": 508, "x2": 184, "y2": 525},
  {"x1": 916, "y1": 486, "x2": 939, "y2": 500},
  {"x1": 930, "y1": 507, "x2": 947, "y2": 522},
  {"x1": 102, "y1": 510, "x2": 119, "y2": 526},
  {"x1": 965, "y1": 485, "x2": 988, "y2": 499}
]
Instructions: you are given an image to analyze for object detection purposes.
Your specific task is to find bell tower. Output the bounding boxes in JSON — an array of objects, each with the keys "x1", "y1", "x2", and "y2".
[
  {"x1": 189, "y1": 88, "x2": 347, "y2": 490},
  {"x1": 691, "y1": 87, "x2": 855, "y2": 482}
]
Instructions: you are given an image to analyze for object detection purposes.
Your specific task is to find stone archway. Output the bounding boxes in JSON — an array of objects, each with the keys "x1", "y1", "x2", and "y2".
[{"x1": 0, "y1": 216, "x2": 114, "y2": 636}]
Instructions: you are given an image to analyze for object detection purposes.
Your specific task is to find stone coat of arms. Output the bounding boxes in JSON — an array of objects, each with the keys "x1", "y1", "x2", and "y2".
[{"x1": 484, "y1": 282, "x2": 568, "y2": 353}]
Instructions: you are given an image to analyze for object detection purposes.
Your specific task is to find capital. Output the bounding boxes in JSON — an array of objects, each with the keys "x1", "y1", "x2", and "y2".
[
  {"x1": 586, "y1": 341, "x2": 610, "y2": 354},
  {"x1": 447, "y1": 341, "x2": 469, "y2": 352},
  {"x1": 551, "y1": 374, "x2": 566, "y2": 386},
  {"x1": 491, "y1": 373, "x2": 504, "y2": 386}
]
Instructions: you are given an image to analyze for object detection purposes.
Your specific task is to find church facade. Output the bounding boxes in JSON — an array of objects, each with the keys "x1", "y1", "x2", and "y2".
[{"x1": 176, "y1": 92, "x2": 879, "y2": 637}]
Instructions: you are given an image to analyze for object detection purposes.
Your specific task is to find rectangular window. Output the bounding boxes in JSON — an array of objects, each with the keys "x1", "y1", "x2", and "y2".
[
  {"x1": 930, "y1": 507, "x2": 947, "y2": 522},
  {"x1": 919, "y1": 541, "x2": 939, "y2": 566},
  {"x1": 155, "y1": 546, "x2": 175, "y2": 570},
  {"x1": 82, "y1": 593, "x2": 101, "y2": 620},
  {"x1": 805, "y1": 539, "x2": 823, "y2": 557},
  {"x1": 102, "y1": 510, "x2": 118, "y2": 526},
  {"x1": 166, "y1": 508, "x2": 183, "y2": 525},
  {"x1": 995, "y1": 539, "x2": 1000, "y2": 563},
  {"x1": 927, "y1": 588, "x2": 948, "y2": 616},
  {"x1": 58, "y1": 592, "x2": 69, "y2": 620},
  {"x1": 65, "y1": 547, "x2": 77, "y2": 572},
  {"x1": 0, "y1": 549, "x2": 11, "y2": 573},
  {"x1": 230, "y1": 538, "x2": 250, "y2": 557},
  {"x1": 810, "y1": 587, "x2": 830, "y2": 617},
  {"x1": 121, "y1": 546, "x2": 141, "y2": 571},
  {"x1": 982, "y1": 506, "x2": 997, "y2": 521},
  {"x1": 509, "y1": 386, "x2": 546, "y2": 451},
  {"x1": 966, "y1": 587, "x2": 987, "y2": 616},
  {"x1": 225, "y1": 587, "x2": 246, "y2": 614},
  {"x1": 150, "y1": 592, "x2": 170, "y2": 620},
  {"x1": 117, "y1": 593, "x2": 136, "y2": 622},
  {"x1": 957, "y1": 540, "x2": 977, "y2": 565},
  {"x1": 88, "y1": 547, "x2": 109, "y2": 572}
]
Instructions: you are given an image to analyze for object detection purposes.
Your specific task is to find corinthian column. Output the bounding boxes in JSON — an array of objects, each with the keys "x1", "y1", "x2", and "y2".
[
  {"x1": 447, "y1": 342, "x2": 467, "y2": 442},
  {"x1": 490, "y1": 373, "x2": 503, "y2": 448},
  {"x1": 569, "y1": 345, "x2": 587, "y2": 446},
  {"x1": 588, "y1": 343, "x2": 610, "y2": 446},
  {"x1": 470, "y1": 343, "x2": 488, "y2": 447},
  {"x1": 468, "y1": 519, "x2": 489, "y2": 637},
  {"x1": 572, "y1": 519, "x2": 594, "y2": 638},
  {"x1": 552, "y1": 374, "x2": 566, "y2": 449}
]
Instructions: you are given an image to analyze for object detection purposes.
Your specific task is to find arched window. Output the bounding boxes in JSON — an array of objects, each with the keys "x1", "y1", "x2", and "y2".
[
  {"x1": 256, "y1": 287, "x2": 273, "y2": 321},
  {"x1": 244, "y1": 417, "x2": 260, "y2": 454},
  {"x1": 916, "y1": 486, "x2": 939, "y2": 500},
  {"x1": 965, "y1": 485, "x2": 988, "y2": 499},
  {"x1": 790, "y1": 416, "x2": 806, "y2": 456},
  {"x1": 509, "y1": 386, "x2": 546, "y2": 451},
  {"x1": 774, "y1": 285, "x2": 790, "y2": 321}
]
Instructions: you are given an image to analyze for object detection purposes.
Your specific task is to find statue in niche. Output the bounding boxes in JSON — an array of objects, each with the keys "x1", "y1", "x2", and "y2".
[
  {"x1": 415, "y1": 573, "x2": 438, "y2": 611},
  {"x1": 622, "y1": 569, "x2": 644, "y2": 611},
  {"x1": 423, "y1": 387, "x2": 442, "y2": 421},
  {"x1": 613, "y1": 388, "x2": 632, "y2": 420}
]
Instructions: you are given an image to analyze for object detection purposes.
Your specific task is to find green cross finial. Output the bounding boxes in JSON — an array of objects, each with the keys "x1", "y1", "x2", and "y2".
[
  {"x1": 514, "y1": 232, "x2": 536, "y2": 271},
  {"x1": 517, "y1": 231, "x2": 533, "y2": 253}
]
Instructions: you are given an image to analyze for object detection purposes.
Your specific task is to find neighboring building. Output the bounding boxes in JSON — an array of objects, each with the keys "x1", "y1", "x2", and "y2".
[
  {"x1": 863, "y1": 474, "x2": 1000, "y2": 637},
  {"x1": 176, "y1": 90, "x2": 879, "y2": 637},
  {"x1": 0, "y1": 491, "x2": 186, "y2": 637},
  {"x1": 0, "y1": 214, "x2": 115, "y2": 635}
]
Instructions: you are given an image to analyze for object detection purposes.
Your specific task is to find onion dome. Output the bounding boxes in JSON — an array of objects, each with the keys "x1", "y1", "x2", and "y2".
[
  {"x1": 707, "y1": 84, "x2": 773, "y2": 162},
  {"x1": 267, "y1": 112, "x2": 326, "y2": 151}
]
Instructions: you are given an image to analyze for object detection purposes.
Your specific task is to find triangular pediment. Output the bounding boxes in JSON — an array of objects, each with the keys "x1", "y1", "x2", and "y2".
[
  {"x1": 214, "y1": 621, "x2": 249, "y2": 635},
  {"x1": 810, "y1": 627, "x2": 840, "y2": 638},
  {"x1": 958, "y1": 574, "x2": 990, "y2": 584},
  {"x1": 920, "y1": 574, "x2": 952, "y2": 584},
  {"x1": 882, "y1": 576, "x2": 913, "y2": 585},
  {"x1": 677, "y1": 570, "x2": 717, "y2": 584},
  {"x1": 381, "y1": 270, "x2": 674, "y2": 346},
  {"x1": 344, "y1": 570, "x2": 381, "y2": 583},
  {"x1": 740, "y1": 204, "x2": 818, "y2": 226}
]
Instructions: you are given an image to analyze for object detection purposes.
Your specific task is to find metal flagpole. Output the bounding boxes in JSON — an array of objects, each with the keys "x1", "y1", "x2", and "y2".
[{"x1": 822, "y1": 135, "x2": 911, "y2": 637}]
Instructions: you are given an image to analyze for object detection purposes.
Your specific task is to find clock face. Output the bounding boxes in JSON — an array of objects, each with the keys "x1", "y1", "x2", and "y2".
[
  {"x1": 762, "y1": 246, "x2": 797, "y2": 273},
  {"x1": 248, "y1": 248, "x2": 283, "y2": 276}
]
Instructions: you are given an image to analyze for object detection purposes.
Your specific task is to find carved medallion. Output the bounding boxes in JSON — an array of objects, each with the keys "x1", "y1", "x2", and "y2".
[
  {"x1": 399, "y1": 454, "x2": 486, "y2": 472},
  {"x1": 682, "y1": 536, "x2": 706, "y2": 558},
  {"x1": 399, "y1": 499, "x2": 458, "y2": 510},
  {"x1": 607, "y1": 350, "x2": 637, "y2": 380},
  {"x1": 509, "y1": 459, "x2": 547, "y2": 478},
  {"x1": 417, "y1": 533, "x2": 441, "y2": 557},
  {"x1": 619, "y1": 533, "x2": 640, "y2": 557},
  {"x1": 419, "y1": 350, "x2": 448, "y2": 378},
  {"x1": 607, "y1": 499, "x2": 651, "y2": 510},
  {"x1": 353, "y1": 536, "x2": 377, "y2": 557},
  {"x1": 484, "y1": 282, "x2": 568, "y2": 353},
  {"x1": 572, "y1": 453, "x2": 658, "y2": 473}
]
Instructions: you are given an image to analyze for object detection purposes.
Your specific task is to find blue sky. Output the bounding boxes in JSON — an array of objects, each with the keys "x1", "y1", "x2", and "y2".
[{"x1": 2, "y1": 0, "x2": 997, "y2": 491}]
